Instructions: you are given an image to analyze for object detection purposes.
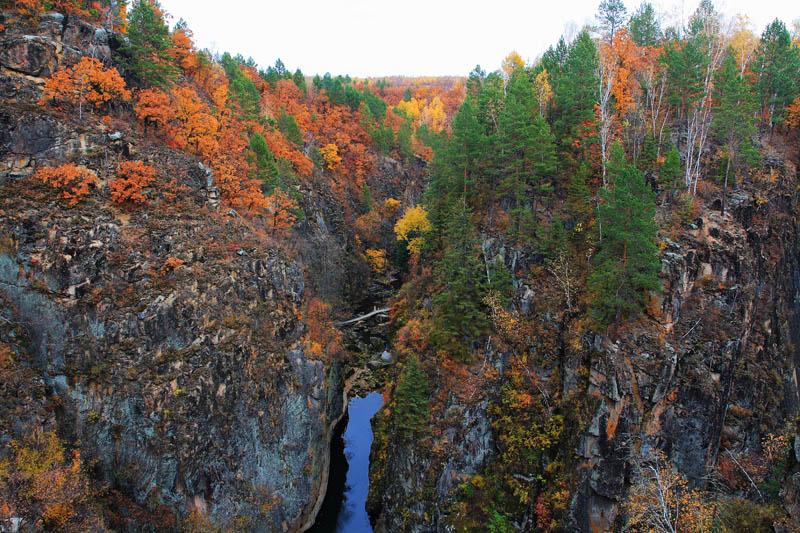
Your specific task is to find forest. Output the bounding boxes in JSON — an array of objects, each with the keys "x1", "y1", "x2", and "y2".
[{"x1": 1, "y1": 0, "x2": 800, "y2": 531}]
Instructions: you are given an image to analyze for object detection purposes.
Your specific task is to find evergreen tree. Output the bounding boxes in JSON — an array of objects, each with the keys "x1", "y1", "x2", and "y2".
[
  {"x1": 397, "y1": 120, "x2": 414, "y2": 162},
  {"x1": 596, "y1": 0, "x2": 627, "y2": 42},
  {"x1": 120, "y1": 0, "x2": 177, "y2": 88},
  {"x1": 360, "y1": 183, "x2": 373, "y2": 214},
  {"x1": 277, "y1": 112, "x2": 303, "y2": 146},
  {"x1": 589, "y1": 156, "x2": 661, "y2": 327},
  {"x1": 713, "y1": 50, "x2": 759, "y2": 216},
  {"x1": 391, "y1": 356, "x2": 430, "y2": 441},
  {"x1": 249, "y1": 132, "x2": 280, "y2": 193},
  {"x1": 431, "y1": 204, "x2": 488, "y2": 360},
  {"x1": 445, "y1": 100, "x2": 486, "y2": 211},
  {"x1": 403, "y1": 87, "x2": 413, "y2": 102},
  {"x1": 629, "y1": 2, "x2": 663, "y2": 47},
  {"x1": 552, "y1": 31, "x2": 599, "y2": 170},
  {"x1": 659, "y1": 146, "x2": 682, "y2": 202},
  {"x1": 498, "y1": 71, "x2": 557, "y2": 243},
  {"x1": 755, "y1": 19, "x2": 800, "y2": 133},
  {"x1": 292, "y1": 68, "x2": 306, "y2": 94},
  {"x1": 221, "y1": 53, "x2": 261, "y2": 120}
]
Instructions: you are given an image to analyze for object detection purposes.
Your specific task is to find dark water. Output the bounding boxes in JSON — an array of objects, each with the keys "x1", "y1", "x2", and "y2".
[{"x1": 309, "y1": 392, "x2": 383, "y2": 533}]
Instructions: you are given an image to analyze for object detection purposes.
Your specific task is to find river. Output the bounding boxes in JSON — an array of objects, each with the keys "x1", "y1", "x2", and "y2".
[{"x1": 309, "y1": 391, "x2": 383, "y2": 532}]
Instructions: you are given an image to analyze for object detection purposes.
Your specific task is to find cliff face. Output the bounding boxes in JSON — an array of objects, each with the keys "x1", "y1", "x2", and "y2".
[
  {"x1": 368, "y1": 152, "x2": 800, "y2": 530},
  {"x1": 0, "y1": 14, "x2": 358, "y2": 531}
]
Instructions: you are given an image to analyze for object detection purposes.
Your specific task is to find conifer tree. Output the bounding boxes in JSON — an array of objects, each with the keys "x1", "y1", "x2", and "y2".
[
  {"x1": 754, "y1": 19, "x2": 800, "y2": 133},
  {"x1": 552, "y1": 31, "x2": 599, "y2": 170},
  {"x1": 713, "y1": 50, "x2": 759, "y2": 216},
  {"x1": 629, "y1": 2, "x2": 663, "y2": 47},
  {"x1": 498, "y1": 71, "x2": 557, "y2": 243},
  {"x1": 120, "y1": 0, "x2": 177, "y2": 88},
  {"x1": 431, "y1": 204, "x2": 487, "y2": 360},
  {"x1": 659, "y1": 146, "x2": 682, "y2": 203},
  {"x1": 589, "y1": 153, "x2": 661, "y2": 327},
  {"x1": 392, "y1": 355, "x2": 430, "y2": 440}
]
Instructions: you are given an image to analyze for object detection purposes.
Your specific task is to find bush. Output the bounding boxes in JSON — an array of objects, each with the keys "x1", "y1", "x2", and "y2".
[
  {"x1": 34, "y1": 163, "x2": 98, "y2": 206},
  {"x1": 110, "y1": 161, "x2": 156, "y2": 204}
]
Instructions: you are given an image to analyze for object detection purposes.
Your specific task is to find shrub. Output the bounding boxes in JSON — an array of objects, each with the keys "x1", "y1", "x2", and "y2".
[
  {"x1": 110, "y1": 161, "x2": 156, "y2": 204},
  {"x1": 33, "y1": 163, "x2": 98, "y2": 206}
]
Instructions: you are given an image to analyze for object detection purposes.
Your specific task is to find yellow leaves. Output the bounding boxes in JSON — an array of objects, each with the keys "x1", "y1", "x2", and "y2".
[
  {"x1": 396, "y1": 98, "x2": 423, "y2": 121},
  {"x1": 383, "y1": 197, "x2": 402, "y2": 215},
  {"x1": 501, "y1": 50, "x2": 525, "y2": 79},
  {"x1": 134, "y1": 88, "x2": 174, "y2": 132},
  {"x1": 730, "y1": 14, "x2": 759, "y2": 74},
  {"x1": 320, "y1": 143, "x2": 342, "y2": 170},
  {"x1": 533, "y1": 69, "x2": 553, "y2": 117},
  {"x1": 394, "y1": 205, "x2": 431, "y2": 255},
  {"x1": 365, "y1": 249, "x2": 387, "y2": 273},
  {"x1": 786, "y1": 95, "x2": 800, "y2": 130},
  {"x1": 421, "y1": 96, "x2": 446, "y2": 132},
  {"x1": 624, "y1": 450, "x2": 717, "y2": 532}
]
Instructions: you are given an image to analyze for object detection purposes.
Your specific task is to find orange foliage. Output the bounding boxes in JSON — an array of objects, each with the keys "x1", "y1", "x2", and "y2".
[
  {"x1": 170, "y1": 27, "x2": 200, "y2": 75},
  {"x1": 33, "y1": 163, "x2": 98, "y2": 205},
  {"x1": 134, "y1": 88, "x2": 174, "y2": 134},
  {"x1": 110, "y1": 161, "x2": 156, "y2": 205},
  {"x1": 0, "y1": 430, "x2": 103, "y2": 532},
  {"x1": 171, "y1": 86, "x2": 219, "y2": 154},
  {"x1": 265, "y1": 189, "x2": 297, "y2": 236},
  {"x1": 40, "y1": 57, "x2": 130, "y2": 120},
  {"x1": 303, "y1": 298, "x2": 344, "y2": 361}
]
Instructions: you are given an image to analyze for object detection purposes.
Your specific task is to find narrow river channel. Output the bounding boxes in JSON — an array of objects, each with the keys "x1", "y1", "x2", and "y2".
[{"x1": 310, "y1": 391, "x2": 383, "y2": 532}]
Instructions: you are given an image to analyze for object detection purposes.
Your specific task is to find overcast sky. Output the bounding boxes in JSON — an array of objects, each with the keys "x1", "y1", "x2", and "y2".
[{"x1": 157, "y1": 0, "x2": 798, "y2": 78}]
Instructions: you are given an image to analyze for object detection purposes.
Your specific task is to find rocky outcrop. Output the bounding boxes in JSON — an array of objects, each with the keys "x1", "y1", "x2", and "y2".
[{"x1": 0, "y1": 12, "x2": 115, "y2": 78}]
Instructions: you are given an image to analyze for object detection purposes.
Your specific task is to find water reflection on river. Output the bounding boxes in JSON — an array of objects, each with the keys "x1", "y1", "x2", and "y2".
[{"x1": 309, "y1": 391, "x2": 383, "y2": 533}]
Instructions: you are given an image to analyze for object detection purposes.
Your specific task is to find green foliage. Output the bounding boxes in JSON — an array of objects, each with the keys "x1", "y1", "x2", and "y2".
[
  {"x1": 391, "y1": 356, "x2": 430, "y2": 441},
  {"x1": 120, "y1": 0, "x2": 177, "y2": 88},
  {"x1": 589, "y1": 152, "x2": 661, "y2": 327},
  {"x1": 659, "y1": 146, "x2": 682, "y2": 196},
  {"x1": 360, "y1": 183, "x2": 373, "y2": 213},
  {"x1": 629, "y1": 2, "x2": 662, "y2": 47},
  {"x1": 488, "y1": 510, "x2": 513, "y2": 533},
  {"x1": 403, "y1": 87, "x2": 412, "y2": 102},
  {"x1": 397, "y1": 120, "x2": 414, "y2": 161},
  {"x1": 552, "y1": 31, "x2": 598, "y2": 169},
  {"x1": 248, "y1": 132, "x2": 281, "y2": 193},
  {"x1": 755, "y1": 19, "x2": 800, "y2": 130},
  {"x1": 498, "y1": 71, "x2": 557, "y2": 243},
  {"x1": 277, "y1": 111, "x2": 302, "y2": 146},
  {"x1": 221, "y1": 53, "x2": 261, "y2": 120},
  {"x1": 431, "y1": 205, "x2": 488, "y2": 359},
  {"x1": 292, "y1": 68, "x2": 306, "y2": 94}
]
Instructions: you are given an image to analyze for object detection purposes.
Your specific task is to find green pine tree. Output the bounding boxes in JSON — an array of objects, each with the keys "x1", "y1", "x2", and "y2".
[
  {"x1": 120, "y1": 0, "x2": 177, "y2": 88},
  {"x1": 431, "y1": 204, "x2": 488, "y2": 360},
  {"x1": 713, "y1": 50, "x2": 760, "y2": 216},
  {"x1": 755, "y1": 19, "x2": 800, "y2": 133},
  {"x1": 589, "y1": 157, "x2": 661, "y2": 328},
  {"x1": 659, "y1": 146, "x2": 682, "y2": 203},
  {"x1": 392, "y1": 355, "x2": 430, "y2": 441}
]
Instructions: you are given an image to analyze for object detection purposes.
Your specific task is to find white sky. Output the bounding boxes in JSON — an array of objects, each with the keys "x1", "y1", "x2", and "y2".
[{"x1": 157, "y1": 0, "x2": 798, "y2": 77}]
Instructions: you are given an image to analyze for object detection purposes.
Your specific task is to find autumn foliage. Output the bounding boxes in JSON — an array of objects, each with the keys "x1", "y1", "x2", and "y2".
[
  {"x1": 110, "y1": 161, "x2": 156, "y2": 204},
  {"x1": 0, "y1": 430, "x2": 105, "y2": 531},
  {"x1": 34, "y1": 163, "x2": 98, "y2": 205},
  {"x1": 134, "y1": 88, "x2": 174, "y2": 134},
  {"x1": 40, "y1": 57, "x2": 130, "y2": 120}
]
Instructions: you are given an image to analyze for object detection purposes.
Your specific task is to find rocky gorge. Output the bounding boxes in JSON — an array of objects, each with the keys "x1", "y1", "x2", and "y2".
[{"x1": 1, "y1": 4, "x2": 800, "y2": 533}]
